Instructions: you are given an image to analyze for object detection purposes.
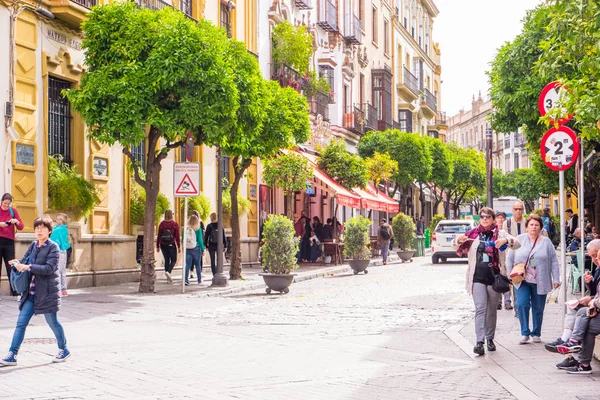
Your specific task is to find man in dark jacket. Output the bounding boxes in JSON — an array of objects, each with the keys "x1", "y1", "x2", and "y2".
[{"x1": 204, "y1": 213, "x2": 227, "y2": 276}]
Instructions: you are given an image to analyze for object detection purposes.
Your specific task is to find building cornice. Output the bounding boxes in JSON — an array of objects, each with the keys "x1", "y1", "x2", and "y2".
[
  {"x1": 422, "y1": 0, "x2": 440, "y2": 17},
  {"x1": 392, "y1": 18, "x2": 439, "y2": 72}
]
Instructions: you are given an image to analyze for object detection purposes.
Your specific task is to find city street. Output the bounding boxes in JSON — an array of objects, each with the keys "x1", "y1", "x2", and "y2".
[{"x1": 0, "y1": 257, "x2": 598, "y2": 399}]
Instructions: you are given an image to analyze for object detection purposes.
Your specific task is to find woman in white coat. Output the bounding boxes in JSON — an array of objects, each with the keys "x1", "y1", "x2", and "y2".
[{"x1": 454, "y1": 207, "x2": 520, "y2": 355}]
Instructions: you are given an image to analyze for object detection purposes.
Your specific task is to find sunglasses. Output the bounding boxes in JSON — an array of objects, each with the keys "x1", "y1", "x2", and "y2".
[
  {"x1": 513, "y1": 208, "x2": 524, "y2": 211},
  {"x1": 480, "y1": 215, "x2": 493, "y2": 220}
]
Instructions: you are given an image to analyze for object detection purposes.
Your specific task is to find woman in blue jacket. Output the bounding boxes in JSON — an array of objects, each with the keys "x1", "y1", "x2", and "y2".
[{"x1": 0, "y1": 215, "x2": 70, "y2": 366}]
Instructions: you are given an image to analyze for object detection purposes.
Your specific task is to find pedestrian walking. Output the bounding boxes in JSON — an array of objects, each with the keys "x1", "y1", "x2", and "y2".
[
  {"x1": 416, "y1": 216, "x2": 425, "y2": 236},
  {"x1": 50, "y1": 213, "x2": 70, "y2": 297},
  {"x1": 204, "y1": 213, "x2": 226, "y2": 277},
  {"x1": 0, "y1": 215, "x2": 70, "y2": 366},
  {"x1": 0, "y1": 193, "x2": 25, "y2": 298},
  {"x1": 156, "y1": 210, "x2": 180, "y2": 283},
  {"x1": 183, "y1": 214, "x2": 204, "y2": 285},
  {"x1": 378, "y1": 219, "x2": 393, "y2": 265},
  {"x1": 494, "y1": 212, "x2": 513, "y2": 310},
  {"x1": 542, "y1": 207, "x2": 559, "y2": 245},
  {"x1": 507, "y1": 214, "x2": 560, "y2": 344},
  {"x1": 188, "y1": 211, "x2": 203, "y2": 280},
  {"x1": 454, "y1": 207, "x2": 520, "y2": 355},
  {"x1": 502, "y1": 201, "x2": 526, "y2": 237}
]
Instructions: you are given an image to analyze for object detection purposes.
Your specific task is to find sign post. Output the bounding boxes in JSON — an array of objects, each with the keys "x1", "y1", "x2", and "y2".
[{"x1": 174, "y1": 139, "x2": 199, "y2": 293}]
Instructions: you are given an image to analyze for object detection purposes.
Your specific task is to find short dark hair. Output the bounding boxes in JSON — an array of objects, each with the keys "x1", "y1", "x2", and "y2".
[
  {"x1": 566, "y1": 209, "x2": 573, "y2": 213},
  {"x1": 326, "y1": 218, "x2": 332, "y2": 224},
  {"x1": 496, "y1": 212, "x2": 506, "y2": 218},
  {"x1": 479, "y1": 207, "x2": 496, "y2": 219},
  {"x1": 1, "y1": 193, "x2": 12, "y2": 202},
  {"x1": 33, "y1": 215, "x2": 53, "y2": 233},
  {"x1": 526, "y1": 213, "x2": 543, "y2": 228},
  {"x1": 380, "y1": 218, "x2": 387, "y2": 223}
]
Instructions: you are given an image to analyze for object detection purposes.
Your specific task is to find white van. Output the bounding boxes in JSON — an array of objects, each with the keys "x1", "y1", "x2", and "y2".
[{"x1": 431, "y1": 219, "x2": 477, "y2": 264}]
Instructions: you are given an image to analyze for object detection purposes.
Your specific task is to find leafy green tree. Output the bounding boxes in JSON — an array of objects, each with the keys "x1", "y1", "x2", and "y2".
[
  {"x1": 444, "y1": 145, "x2": 485, "y2": 217},
  {"x1": 272, "y1": 21, "x2": 313, "y2": 75},
  {"x1": 223, "y1": 79, "x2": 310, "y2": 280},
  {"x1": 364, "y1": 152, "x2": 397, "y2": 189},
  {"x1": 67, "y1": 4, "x2": 239, "y2": 292},
  {"x1": 357, "y1": 130, "x2": 394, "y2": 158},
  {"x1": 317, "y1": 139, "x2": 368, "y2": 190},
  {"x1": 503, "y1": 168, "x2": 549, "y2": 213},
  {"x1": 423, "y1": 136, "x2": 451, "y2": 214},
  {"x1": 263, "y1": 153, "x2": 312, "y2": 220},
  {"x1": 412, "y1": 136, "x2": 433, "y2": 218}
]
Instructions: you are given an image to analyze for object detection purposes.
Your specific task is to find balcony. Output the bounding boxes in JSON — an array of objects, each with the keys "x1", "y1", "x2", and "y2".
[
  {"x1": 71, "y1": 0, "x2": 96, "y2": 8},
  {"x1": 44, "y1": 0, "x2": 97, "y2": 28},
  {"x1": 362, "y1": 103, "x2": 378, "y2": 132},
  {"x1": 316, "y1": 0, "x2": 337, "y2": 32},
  {"x1": 396, "y1": 67, "x2": 419, "y2": 102},
  {"x1": 378, "y1": 120, "x2": 392, "y2": 132},
  {"x1": 310, "y1": 91, "x2": 330, "y2": 121},
  {"x1": 420, "y1": 88, "x2": 438, "y2": 120},
  {"x1": 344, "y1": 13, "x2": 362, "y2": 45},
  {"x1": 271, "y1": 63, "x2": 302, "y2": 91},
  {"x1": 343, "y1": 106, "x2": 365, "y2": 136},
  {"x1": 294, "y1": 0, "x2": 312, "y2": 10},
  {"x1": 133, "y1": 0, "x2": 196, "y2": 21}
]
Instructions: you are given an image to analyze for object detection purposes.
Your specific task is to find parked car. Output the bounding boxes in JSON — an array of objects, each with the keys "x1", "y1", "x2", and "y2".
[{"x1": 431, "y1": 219, "x2": 477, "y2": 264}]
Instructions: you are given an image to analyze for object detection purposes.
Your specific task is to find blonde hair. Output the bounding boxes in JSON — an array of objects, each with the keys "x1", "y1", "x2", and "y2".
[
  {"x1": 210, "y1": 212, "x2": 217, "y2": 222},
  {"x1": 188, "y1": 214, "x2": 200, "y2": 229},
  {"x1": 56, "y1": 213, "x2": 68, "y2": 225}
]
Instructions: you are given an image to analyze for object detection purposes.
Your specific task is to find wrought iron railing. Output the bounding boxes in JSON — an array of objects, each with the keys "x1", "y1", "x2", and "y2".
[
  {"x1": 317, "y1": 0, "x2": 337, "y2": 32},
  {"x1": 423, "y1": 88, "x2": 437, "y2": 113},
  {"x1": 310, "y1": 91, "x2": 330, "y2": 121},
  {"x1": 378, "y1": 120, "x2": 392, "y2": 132},
  {"x1": 294, "y1": 0, "x2": 312, "y2": 10},
  {"x1": 363, "y1": 103, "x2": 378, "y2": 131},
  {"x1": 403, "y1": 67, "x2": 419, "y2": 96},
  {"x1": 435, "y1": 111, "x2": 447, "y2": 125},
  {"x1": 344, "y1": 13, "x2": 362, "y2": 44},
  {"x1": 133, "y1": 0, "x2": 196, "y2": 21},
  {"x1": 271, "y1": 63, "x2": 302, "y2": 91},
  {"x1": 343, "y1": 106, "x2": 365, "y2": 135},
  {"x1": 71, "y1": 0, "x2": 97, "y2": 8}
]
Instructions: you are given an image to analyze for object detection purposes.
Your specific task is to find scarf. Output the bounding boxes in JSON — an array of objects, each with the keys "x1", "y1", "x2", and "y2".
[{"x1": 456, "y1": 223, "x2": 500, "y2": 270}]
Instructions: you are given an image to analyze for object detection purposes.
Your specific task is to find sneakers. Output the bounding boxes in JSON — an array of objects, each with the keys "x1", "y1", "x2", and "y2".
[
  {"x1": 519, "y1": 336, "x2": 530, "y2": 345},
  {"x1": 556, "y1": 355, "x2": 578, "y2": 370},
  {"x1": 473, "y1": 341, "x2": 485, "y2": 356},
  {"x1": 557, "y1": 340, "x2": 582, "y2": 354},
  {"x1": 566, "y1": 363, "x2": 592, "y2": 375},
  {"x1": 52, "y1": 349, "x2": 71, "y2": 363},
  {"x1": 184, "y1": 282, "x2": 189, "y2": 286},
  {"x1": 165, "y1": 271, "x2": 173, "y2": 283},
  {"x1": 0, "y1": 351, "x2": 17, "y2": 366},
  {"x1": 487, "y1": 339, "x2": 496, "y2": 352},
  {"x1": 532, "y1": 336, "x2": 542, "y2": 343},
  {"x1": 545, "y1": 338, "x2": 565, "y2": 353},
  {"x1": 504, "y1": 302, "x2": 513, "y2": 310},
  {"x1": 497, "y1": 303, "x2": 502, "y2": 310},
  {"x1": 61, "y1": 290, "x2": 68, "y2": 297}
]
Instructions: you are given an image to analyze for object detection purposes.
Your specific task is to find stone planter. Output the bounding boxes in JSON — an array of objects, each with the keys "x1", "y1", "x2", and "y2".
[
  {"x1": 396, "y1": 250, "x2": 414, "y2": 262},
  {"x1": 259, "y1": 273, "x2": 297, "y2": 294},
  {"x1": 348, "y1": 259, "x2": 370, "y2": 275}
]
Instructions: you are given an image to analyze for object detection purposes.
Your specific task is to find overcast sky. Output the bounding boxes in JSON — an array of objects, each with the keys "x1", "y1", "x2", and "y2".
[{"x1": 433, "y1": 0, "x2": 542, "y2": 117}]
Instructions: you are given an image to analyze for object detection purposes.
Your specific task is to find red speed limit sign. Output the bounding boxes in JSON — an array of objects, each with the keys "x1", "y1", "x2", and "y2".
[
  {"x1": 538, "y1": 81, "x2": 573, "y2": 125},
  {"x1": 540, "y1": 126, "x2": 579, "y2": 171}
]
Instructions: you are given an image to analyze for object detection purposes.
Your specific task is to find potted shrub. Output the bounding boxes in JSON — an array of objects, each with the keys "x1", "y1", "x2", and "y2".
[
  {"x1": 259, "y1": 215, "x2": 300, "y2": 294},
  {"x1": 392, "y1": 213, "x2": 416, "y2": 262},
  {"x1": 343, "y1": 216, "x2": 371, "y2": 275}
]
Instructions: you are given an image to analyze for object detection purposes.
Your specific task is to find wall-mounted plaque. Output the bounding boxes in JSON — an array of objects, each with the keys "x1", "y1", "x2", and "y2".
[
  {"x1": 249, "y1": 184, "x2": 257, "y2": 199},
  {"x1": 15, "y1": 144, "x2": 34, "y2": 166},
  {"x1": 93, "y1": 157, "x2": 108, "y2": 177}
]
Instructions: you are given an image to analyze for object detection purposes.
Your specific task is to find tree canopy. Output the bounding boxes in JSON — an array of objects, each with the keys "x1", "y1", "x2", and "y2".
[{"x1": 317, "y1": 139, "x2": 368, "y2": 190}]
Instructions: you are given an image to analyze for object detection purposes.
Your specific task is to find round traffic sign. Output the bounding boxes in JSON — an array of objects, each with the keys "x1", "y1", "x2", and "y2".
[
  {"x1": 540, "y1": 126, "x2": 579, "y2": 171},
  {"x1": 538, "y1": 81, "x2": 573, "y2": 125}
]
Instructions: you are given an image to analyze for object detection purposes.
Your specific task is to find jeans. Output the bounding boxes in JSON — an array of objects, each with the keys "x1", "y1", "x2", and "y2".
[
  {"x1": 0, "y1": 238, "x2": 17, "y2": 296},
  {"x1": 472, "y1": 282, "x2": 500, "y2": 342},
  {"x1": 9, "y1": 296, "x2": 67, "y2": 354},
  {"x1": 185, "y1": 247, "x2": 202, "y2": 283},
  {"x1": 381, "y1": 241, "x2": 390, "y2": 262},
  {"x1": 515, "y1": 281, "x2": 547, "y2": 337},
  {"x1": 208, "y1": 248, "x2": 217, "y2": 276},
  {"x1": 571, "y1": 307, "x2": 600, "y2": 365},
  {"x1": 58, "y1": 250, "x2": 68, "y2": 291},
  {"x1": 160, "y1": 244, "x2": 177, "y2": 273}
]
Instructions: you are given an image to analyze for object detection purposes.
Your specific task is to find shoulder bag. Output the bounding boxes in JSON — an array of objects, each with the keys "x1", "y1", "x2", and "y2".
[
  {"x1": 10, "y1": 251, "x2": 32, "y2": 294},
  {"x1": 510, "y1": 237, "x2": 538, "y2": 284}
]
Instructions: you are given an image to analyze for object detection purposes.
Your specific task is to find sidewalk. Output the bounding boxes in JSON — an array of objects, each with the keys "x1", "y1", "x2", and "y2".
[{"x1": 448, "y1": 301, "x2": 600, "y2": 400}]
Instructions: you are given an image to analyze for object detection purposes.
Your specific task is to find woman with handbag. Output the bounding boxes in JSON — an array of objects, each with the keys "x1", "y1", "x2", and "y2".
[
  {"x1": 507, "y1": 214, "x2": 560, "y2": 345},
  {"x1": 0, "y1": 193, "x2": 25, "y2": 297},
  {"x1": 454, "y1": 207, "x2": 520, "y2": 355},
  {"x1": 0, "y1": 215, "x2": 70, "y2": 366}
]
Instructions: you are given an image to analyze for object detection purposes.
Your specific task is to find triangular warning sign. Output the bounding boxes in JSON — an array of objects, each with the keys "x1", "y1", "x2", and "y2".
[{"x1": 175, "y1": 173, "x2": 198, "y2": 195}]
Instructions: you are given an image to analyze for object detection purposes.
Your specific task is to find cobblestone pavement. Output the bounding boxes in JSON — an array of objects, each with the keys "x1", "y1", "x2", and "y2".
[{"x1": 0, "y1": 256, "x2": 597, "y2": 399}]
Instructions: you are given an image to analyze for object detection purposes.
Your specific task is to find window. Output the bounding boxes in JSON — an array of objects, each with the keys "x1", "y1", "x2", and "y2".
[
  {"x1": 384, "y1": 20, "x2": 389, "y2": 54},
  {"x1": 398, "y1": 110, "x2": 412, "y2": 133},
  {"x1": 180, "y1": 0, "x2": 191, "y2": 17},
  {"x1": 318, "y1": 65, "x2": 334, "y2": 93},
  {"x1": 359, "y1": 0, "x2": 364, "y2": 28},
  {"x1": 372, "y1": 6, "x2": 377, "y2": 43},
  {"x1": 513, "y1": 153, "x2": 519, "y2": 169},
  {"x1": 48, "y1": 76, "x2": 72, "y2": 164},
  {"x1": 220, "y1": 4, "x2": 231, "y2": 38},
  {"x1": 130, "y1": 141, "x2": 146, "y2": 172},
  {"x1": 505, "y1": 154, "x2": 510, "y2": 171},
  {"x1": 359, "y1": 73, "x2": 364, "y2": 104},
  {"x1": 404, "y1": 16, "x2": 407, "y2": 28},
  {"x1": 413, "y1": 59, "x2": 423, "y2": 90}
]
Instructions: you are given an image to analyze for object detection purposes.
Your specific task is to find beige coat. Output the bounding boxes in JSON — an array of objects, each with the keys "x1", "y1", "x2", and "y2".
[{"x1": 452, "y1": 230, "x2": 521, "y2": 294}]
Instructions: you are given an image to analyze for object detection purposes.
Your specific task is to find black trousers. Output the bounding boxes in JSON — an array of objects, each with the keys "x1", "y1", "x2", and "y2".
[
  {"x1": 208, "y1": 248, "x2": 217, "y2": 276},
  {"x1": 160, "y1": 244, "x2": 177, "y2": 273},
  {"x1": 0, "y1": 238, "x2": 17, "y2": 296}
]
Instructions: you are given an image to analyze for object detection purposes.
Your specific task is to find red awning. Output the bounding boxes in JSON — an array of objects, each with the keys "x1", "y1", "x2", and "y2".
[
  {"x1": 366, "y1": 183, "x2": 399, "y2": 213},
  {"x1": 312, "y1": 167, "x2": 361, "y2": 209},
  {"x1": 354, "y1": 186, "x2": 386, "y2": 211}
]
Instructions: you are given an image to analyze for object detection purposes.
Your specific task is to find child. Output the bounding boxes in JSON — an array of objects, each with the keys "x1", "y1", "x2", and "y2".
[
  {"x1": 51, "y1": 213, "x2": 70, "y2": 297},
  {"x1": 309, "y1": 230, "x2": 322, "y2": 263}
]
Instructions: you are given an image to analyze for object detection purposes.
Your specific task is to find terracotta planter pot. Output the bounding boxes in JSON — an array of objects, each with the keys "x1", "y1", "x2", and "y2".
[
  {"x1": 348, "y1": 259, "x2": 370, "y2": 275},
  {"x1": 259, "y1": 273, "x2": 297, "y2": 294},
  {"x1": 396, "y1": 250, "x2": 414, "y2": 262}
]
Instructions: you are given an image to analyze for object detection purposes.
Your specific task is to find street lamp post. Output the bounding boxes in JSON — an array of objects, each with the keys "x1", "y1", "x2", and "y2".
[
  {"x1": 486, "y1": 127, "x2": 493, "y2": 208},
  {"x1": 212, "y1": 148, "x2": 229, "y2": 287}
]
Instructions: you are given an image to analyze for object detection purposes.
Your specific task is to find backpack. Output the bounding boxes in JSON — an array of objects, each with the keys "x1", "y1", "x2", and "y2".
[
  {"x1": 209, "y1": 225, "x2": 219, "y2": 246},
  {"x1": 380, "y1": 226, "x2": 390, "y2": 240},
  {"x1": 160, "y1": 227, "x2": 173, "y2": 245},
  {"x1": 542, "y1": 217, "x2": 551, "y2": 235},
  {"x1": 185, "y1": 227, "x2": 197, "y2": 249}
]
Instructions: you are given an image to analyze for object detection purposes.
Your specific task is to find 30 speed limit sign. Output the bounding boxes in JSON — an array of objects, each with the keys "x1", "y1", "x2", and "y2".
[
  {"x1": 540, "y1": 126, "x2": 579, "y2": 171},
  {"x1": 538, "y1": 81, "x2": 573, "y2": 125}
]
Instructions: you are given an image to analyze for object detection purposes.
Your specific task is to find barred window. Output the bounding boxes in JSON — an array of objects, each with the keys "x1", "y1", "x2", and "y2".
[
  {"x1": 398, "y1": 110, "x2": 413, "y2": 133},
  {"x1": 180, "y1": 0, "x2": 192, "y2": 17},
  {"x1": 48, "y1": 76, "x2": 72, "y2": 164},
  {"x1": 220, "y1": 4, "x2": 231, "y2": 38},
  {"x1": 130, "y1": 141, "x2": 146, "y2": 172}
]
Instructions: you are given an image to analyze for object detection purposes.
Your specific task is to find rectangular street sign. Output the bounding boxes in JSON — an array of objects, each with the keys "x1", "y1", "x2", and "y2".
[{"x1": 174, "y1": 162, "x2": 200, "y2": 197}]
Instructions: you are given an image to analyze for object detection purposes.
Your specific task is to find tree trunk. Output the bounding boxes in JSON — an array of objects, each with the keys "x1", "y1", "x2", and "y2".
[
  {"x1": 228, "y1": 158, "x2": 252, "y2": 280},
  {"x1": 286, "y1": 192, "x2": 294, "y2": 220},
  {"x1": 419, "y1": 183, "x2": 426, "y2": 218},
  {"x1": 524, "y1": 201, "x2": 534, "y2": 214},
  {"x1": 444, "y1": 191, "x2": 451, "y2": 218}
]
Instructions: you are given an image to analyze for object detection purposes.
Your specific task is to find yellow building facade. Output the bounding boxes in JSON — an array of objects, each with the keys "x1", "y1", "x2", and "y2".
[{"x1": 0, "y1": 0, "x2": 259, "y2": 294}]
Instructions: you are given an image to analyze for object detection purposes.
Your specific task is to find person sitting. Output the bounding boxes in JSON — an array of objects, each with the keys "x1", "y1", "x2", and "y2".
[
  {"x1": 321, "y1": 218, "x2": 333, "y2": 241},
  {"x1": 309, "y1": 231, "x2": 322, "y2": 263}
]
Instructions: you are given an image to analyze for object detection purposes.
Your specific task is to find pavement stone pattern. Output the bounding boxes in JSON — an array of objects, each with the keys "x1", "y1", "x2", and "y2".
[{"x1": 0, "y1": 254, "x2": 597, "y2": 399}]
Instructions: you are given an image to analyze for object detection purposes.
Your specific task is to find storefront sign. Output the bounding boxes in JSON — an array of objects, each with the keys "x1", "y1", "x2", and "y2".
[
  {"x1": 15, "y1": 144, "x2": 34, "y2": 166},
  {"x1": 47, "y1": 28, "x2": 82, "y2": 50}
]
